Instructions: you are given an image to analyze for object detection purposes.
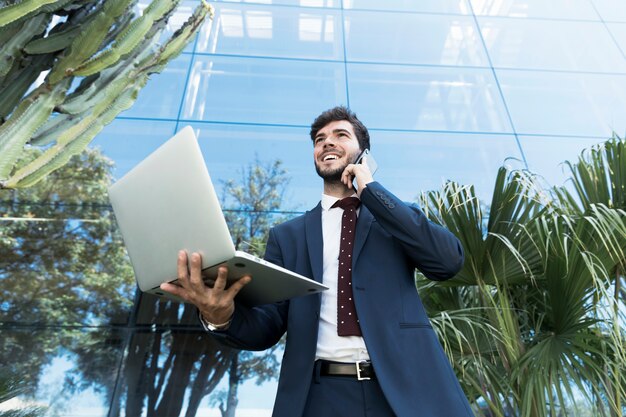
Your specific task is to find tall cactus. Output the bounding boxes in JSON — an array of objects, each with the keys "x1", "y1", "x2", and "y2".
[{"x1": 0, "y1": 0, "x2": 214, "y2": 189}]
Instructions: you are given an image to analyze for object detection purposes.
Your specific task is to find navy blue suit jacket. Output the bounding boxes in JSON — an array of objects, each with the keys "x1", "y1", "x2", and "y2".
[{"x1": 210, "y1": 182, "x2": 474, "y2": 416}]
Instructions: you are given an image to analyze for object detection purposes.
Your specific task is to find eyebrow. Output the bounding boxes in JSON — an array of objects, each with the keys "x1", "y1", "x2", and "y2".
[{"x1": 315, "y1": 128, "x2": 352, "y2": 140}]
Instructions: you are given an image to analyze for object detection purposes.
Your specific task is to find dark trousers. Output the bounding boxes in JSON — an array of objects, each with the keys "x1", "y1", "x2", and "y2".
[{"x1": 302, "y1": 361, "x2": 396, "y2": 417}]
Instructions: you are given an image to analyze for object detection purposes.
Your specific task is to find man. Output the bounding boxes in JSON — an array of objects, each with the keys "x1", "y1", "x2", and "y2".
[{"x1": 161, "y1": 106, "x2": 474, "y2": 416}]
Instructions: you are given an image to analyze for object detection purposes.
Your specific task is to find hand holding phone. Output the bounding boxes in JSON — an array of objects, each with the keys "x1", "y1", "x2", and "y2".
[
  {"x1": 354, "y1": 149, "x2": 378, "y2": 176},
  {"x1": 343, "y1": 149, "x2": 378, "y2": 194}
]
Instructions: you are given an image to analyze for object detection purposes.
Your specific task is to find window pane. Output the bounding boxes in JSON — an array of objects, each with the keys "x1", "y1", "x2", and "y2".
[
  {"x1": 122, "y1": 54, "x2": 192, "y2": 119},
  {"x1": 181, "y1": 55, "x2": 347, "y2": 125},
  {"x1": 345, "y1": 11, "x2": 488, "y2": 66},
  {"x1": 518, "y1": 135, "x2": 606, "y2": 186},
  {"x1": 0, "y1": 328, "x2": 126, "y2": 416},
  {"x1": 498, "y1": 69, "x2": 626, "y2": 137},
  {"x1": 343, "y1": 0, "x2": 470, "y2": 14},
  {"x1": 91, "y1": 119, "x2": 177, "y2": 179},
  {"x1": 116, "y1": 327, "x2": 279, "y2": 416},
  {"x1": 591, "y1": 0, "x2": 626, "y2": 22},
  {"x1": 1, "y1": 146, "x2": 137, "y2": 326},
  {"x1": 348, "y1": 63, "x2": 513, "y2": 132},
  {"x1": 195, "y1": 4, "x2": 343, "y2": 60},
  {"x1": 470, "y1": 0, "x2": 599, "y2": 20},
  {"x1": 607, "y1": 22, "x2": 626, "y2": 55},
  {"x1": 478, "y1": 18, "x2": 626, "y2": 73},
  {"x1": 212, "y1": 0, "x2": 340, "y2": 7},
  {"x1": 370, "y1": 131, "x2": 523, "y2": 202},
  {"x1": 189, "y1": 123, "x2": 318, "y2": 208}
]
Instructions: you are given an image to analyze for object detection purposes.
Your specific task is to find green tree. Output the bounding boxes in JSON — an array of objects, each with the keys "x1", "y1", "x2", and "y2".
[
  {"x1": 214, "y1": 158, "x2": 291, "y2": 417},
  {"x1": 1, "y1": 150, "x2": 290, "y2": 416},
  {"x1": 66, "y1": 158, "x2": 290, "y2": 417},
  {"x1": 417, "y1": 136, "x2": 626, "y2": 417},
  {"x1": 0, "y1": 0, "x2": 212, "y2": 189},
  {"x1": 0, "y1": 146, "x2": 135, "y2": 417}
]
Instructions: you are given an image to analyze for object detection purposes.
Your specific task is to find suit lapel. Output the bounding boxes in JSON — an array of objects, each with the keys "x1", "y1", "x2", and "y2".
[
  {"x1": 353, "y1": 205, "x2": 374, "y2": 265},
  {"x1": 305, "y1": 203, "x2": 323, "y2": 284}
]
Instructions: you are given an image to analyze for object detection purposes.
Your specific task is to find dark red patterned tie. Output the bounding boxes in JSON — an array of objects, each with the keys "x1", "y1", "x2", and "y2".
[{"x1": 331, "y1": 197, "x2": 362, "y2": 336}]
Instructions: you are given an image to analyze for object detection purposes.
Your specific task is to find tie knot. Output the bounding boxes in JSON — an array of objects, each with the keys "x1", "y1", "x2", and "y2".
[{"x1": 331, "y1": 197, "x2": 361, "y2": 211}]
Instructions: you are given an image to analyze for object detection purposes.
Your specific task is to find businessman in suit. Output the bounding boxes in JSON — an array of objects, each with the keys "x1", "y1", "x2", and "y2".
[{"x1": 161, "y1": 106, "x2": 475, "y2": 416}]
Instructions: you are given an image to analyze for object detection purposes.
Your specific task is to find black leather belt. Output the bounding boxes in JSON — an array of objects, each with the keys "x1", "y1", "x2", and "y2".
[{"x1": 318, "y1": 360, "x2": 376, "y2": 381}]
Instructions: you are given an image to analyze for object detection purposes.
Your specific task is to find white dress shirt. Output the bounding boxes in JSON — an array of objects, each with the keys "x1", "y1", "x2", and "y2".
[{"x1": 315, "y1": 194, "x2": 370, "y2": 363}]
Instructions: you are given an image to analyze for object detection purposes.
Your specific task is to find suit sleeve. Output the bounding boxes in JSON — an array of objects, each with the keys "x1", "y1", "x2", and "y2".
[
  {"x1": 206, "y1": 228, "x2": 289, "y2": 351},
  {"x1": 360, "y1": 181, "x2": 464, "y2": 281}
]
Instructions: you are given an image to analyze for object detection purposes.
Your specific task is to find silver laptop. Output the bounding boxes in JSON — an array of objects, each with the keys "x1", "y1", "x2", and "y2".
[{"x1": 108, "y1": 126, "x2": 327, "y2": 306}]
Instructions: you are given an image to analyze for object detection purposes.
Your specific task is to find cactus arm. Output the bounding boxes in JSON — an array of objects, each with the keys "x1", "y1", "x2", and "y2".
[
  {"x1": 0, "y1": 0, "x2": 58, "y2": 28},
  {"x1": 0, "y1": 0, "x2": 212, "y2": 189},
  {"x1": 0, "y1": 20, "x2": 21, "y2": 48},
  {"x1": 49, "y1": 0, "x2": 134, "y2": 84},
  {"x1": 0, "y1": 54, "x2": 55, "y2": 121},
  {"x1": 0, "y1": 81, "x2": 68, "y2": 181},
  {"x1": 0, "y1": 14, "x2": 49, "y2": 78},
  {"x1": 4, "y1": 77, "x2": 147, "y2": 189},
  {"x1": 149, "y1": 0, "x2": 213, "y2": 67},
  {"x1": 24, "y1": 24, "x2": 81, "y2": 54},
  {"x1": 30, "y1": 114, "x2": 75, "y2": 147},
  {"x1": 72, "y1": 0, "x2": 177, "y2": 76}
]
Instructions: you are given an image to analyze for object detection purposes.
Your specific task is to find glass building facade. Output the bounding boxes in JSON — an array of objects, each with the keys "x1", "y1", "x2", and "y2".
[{"x1": 1, "y1": 0, "x2": 625, "y2": 415}]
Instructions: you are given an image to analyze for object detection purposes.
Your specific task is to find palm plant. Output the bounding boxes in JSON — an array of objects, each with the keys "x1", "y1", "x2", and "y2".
[{"x1": 417, "y1": 136, "x2": 626, "y2": 417}]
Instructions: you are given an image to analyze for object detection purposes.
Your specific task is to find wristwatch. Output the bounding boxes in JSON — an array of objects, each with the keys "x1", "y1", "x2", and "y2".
[{"x1": 200, "y1": 312, "x2": 232, "y2": 331}]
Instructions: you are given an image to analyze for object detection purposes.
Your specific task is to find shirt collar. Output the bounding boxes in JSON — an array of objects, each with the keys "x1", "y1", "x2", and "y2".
[{"x1": 321, "y1": 193, "x2": 359, "y2": 211}]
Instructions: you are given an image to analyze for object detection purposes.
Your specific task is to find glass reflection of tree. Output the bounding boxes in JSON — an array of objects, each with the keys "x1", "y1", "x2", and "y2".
[
  {"x1": 1, "y1": 149, "x2": 289, "y2": 416},
  {"x1": 0, "y1": 147, "x2": 134, "y2": 404},
  {"x1": 107, "y1": 159, "x2": 289, "y2": 417}
]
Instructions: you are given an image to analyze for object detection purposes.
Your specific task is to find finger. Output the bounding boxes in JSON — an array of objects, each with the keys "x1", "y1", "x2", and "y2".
[
  {"x1": 213, "y1": 266, "x2": 230, "y2": 291},
  {"x1": 188, "y1": 252, "x2": 204, "y2": 287},
  {"x1": 225, "y1": 275, "x2": 251, "y2": 298},
  {"x1": 177, "y1": 250, "x2": 189, "y2": 283},
  {"x1": 342, "y1": 165, "x2": 354, "y2": 187},
  {"x1": 160, "y1": 282, "x2": 188, "y2": 300}
]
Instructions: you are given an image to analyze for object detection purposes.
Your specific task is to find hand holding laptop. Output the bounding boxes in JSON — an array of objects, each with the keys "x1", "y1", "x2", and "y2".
[
  {"x1": 160, "y1": 251, "x2": 250, "y2": 325},
  {"x1": 107, "y1": 126, "x2": 327, "y2": 306}
]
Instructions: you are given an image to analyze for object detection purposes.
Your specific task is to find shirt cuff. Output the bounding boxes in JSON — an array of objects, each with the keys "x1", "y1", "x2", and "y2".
[{"x1": 198, "y1": 310, "x2": 233, "y2": 332}]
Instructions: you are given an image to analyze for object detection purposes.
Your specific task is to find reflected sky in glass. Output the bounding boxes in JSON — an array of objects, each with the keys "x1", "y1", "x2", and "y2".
[
  {"x1": 181, "y1": 55, "x2": 347, "y2": 125},
  {"x1": 213, "y1": 0, "x2": 339, "y2": 7},
  {"x1": 479, "y1": 18, "x2": 626, "y2": 73},
  {"x1": 369, "y1": 130, "x2": 523, "y2": 203},
  {"x1": 188, "y1": 122, "x2": 317, "y2": 209},
  {"x1": 345, "y1": 11, "x2": 488, "y2": 66},
  {"x1": 2, "y1": 328, "x2": 126, "y2": 416},
  {"x1": 343, "y1": 0, "x2": 470, "y2": 14},
  {"x1": 121, "y1": 54, "x2": 192, "y2": 120},
  {"x1": 349, "y1": 64, "x2": 513, "y2": 133},
  {"x1": 136, "y1": 0, "x2": 204, "y2": 53},
  {"x1": 518, "y1": 135, "x2": 606, "y2": 187},
  {"x1": 91, "y1": 119, "x2": 177, "y2": 179},
  {"x1": 498, "y1": 69, "x2": 626, "y2": 137},
  {"x1": 195, "y1": 3, "x2": 343, "y2": 60},
  {"x1": 591, "y1": 0, "x2": 626, "y2": 22},
  {"x1": 470, "y1": 0, "x2": 600, "y2": 20},
  {"x1": 607, "y1": 22, "x2": 626, "y2": 55}
]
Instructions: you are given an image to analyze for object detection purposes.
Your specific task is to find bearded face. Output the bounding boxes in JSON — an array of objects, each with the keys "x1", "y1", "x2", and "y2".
[{"x1": 312, "y1": 120, "x2": 362, "y2": 184}]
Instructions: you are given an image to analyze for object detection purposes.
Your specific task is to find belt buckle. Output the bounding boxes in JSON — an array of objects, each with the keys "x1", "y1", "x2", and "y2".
[{"x1": 356, "y1": 360, "x2": 371, "y2": 381}]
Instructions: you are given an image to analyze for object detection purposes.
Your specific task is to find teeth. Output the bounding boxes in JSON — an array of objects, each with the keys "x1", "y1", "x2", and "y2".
[{"x1": 323, "y1": 155, "x2": 338, "y2": 161}]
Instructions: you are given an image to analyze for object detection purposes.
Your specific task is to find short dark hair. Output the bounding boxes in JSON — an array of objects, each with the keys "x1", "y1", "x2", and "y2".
[{"x1": 310, "y1": 106, "x2": 370, "y2": 151}]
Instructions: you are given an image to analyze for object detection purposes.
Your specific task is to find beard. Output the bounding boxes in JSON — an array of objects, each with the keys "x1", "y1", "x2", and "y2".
[
  {"x1": 314, "y1": 150, "x2": 359, "y2": 183},
  {"x1": 314, "y1": 162, "x2": 346, "y2": 183}
]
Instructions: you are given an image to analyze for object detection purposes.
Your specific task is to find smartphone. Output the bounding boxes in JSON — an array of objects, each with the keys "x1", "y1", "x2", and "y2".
[{"x1": 354, "y1": 149, "x2": 378, "y2": 176}]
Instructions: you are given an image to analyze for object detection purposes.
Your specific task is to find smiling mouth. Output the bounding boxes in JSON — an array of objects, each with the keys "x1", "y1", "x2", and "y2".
[{"x1": 322, "y1": 154, "x2": 340, "y2": 162}]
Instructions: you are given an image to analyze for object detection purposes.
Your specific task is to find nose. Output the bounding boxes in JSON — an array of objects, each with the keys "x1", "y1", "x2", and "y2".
[{"x1": 321, "y1": 136, "x2": 337, "y2": 147}]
